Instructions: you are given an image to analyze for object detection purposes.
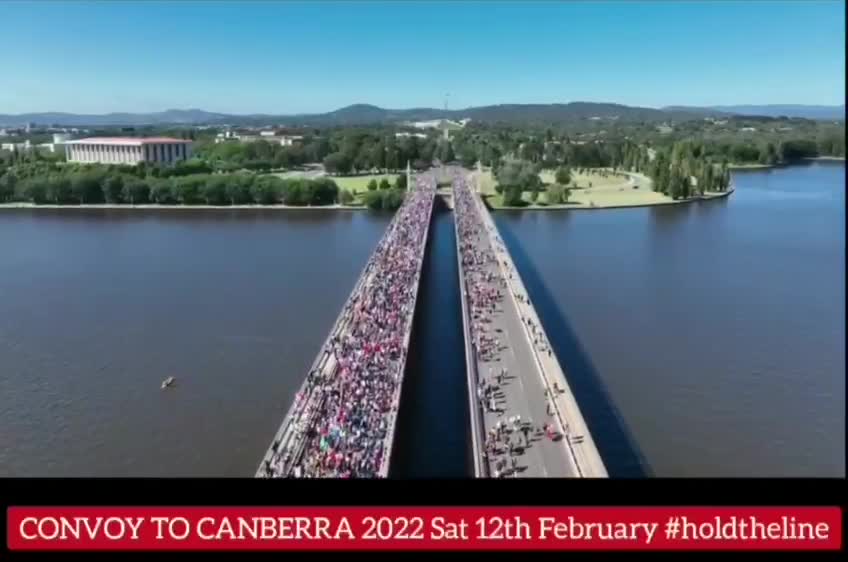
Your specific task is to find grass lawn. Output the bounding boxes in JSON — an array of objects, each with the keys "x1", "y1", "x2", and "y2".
[
  {"x1": 539, "y1": 168, "x2": 632, "y2": 189},
  {"x1": 484, "y1": 167, "x2": 702, "y2": 209},
  {"x1": 333, "y1": 174, "x2": 399, "y2": 194},
  {"x1": 468, "y1": 166, "x2": 730, "y2": 211}
]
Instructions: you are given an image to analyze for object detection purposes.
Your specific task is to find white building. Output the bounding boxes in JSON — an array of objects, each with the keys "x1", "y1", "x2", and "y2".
[
  {"x1": 278, "y1": 135, "x2": 303, "y2": 146},
  {"x1": 215, "y1": 131, "x2": 303, "y2": 147},
  {"x1": 66, "y1": 137, "x2": 193, "y2": 165}
]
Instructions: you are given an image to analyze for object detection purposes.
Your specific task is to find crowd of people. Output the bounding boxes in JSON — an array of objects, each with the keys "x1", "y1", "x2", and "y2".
[
  {"x1": 453, "y1": 172, "x2": 564, "y2": 478},
  {"x1": 454, "y1": 173, "x2": 535, "y2": 477},
  {"x1": 260, "y1": 177, "x2": 436, "y2": 478},
  {"x1": 454, "y1": 175, "x2": 506, "y2": 373}
]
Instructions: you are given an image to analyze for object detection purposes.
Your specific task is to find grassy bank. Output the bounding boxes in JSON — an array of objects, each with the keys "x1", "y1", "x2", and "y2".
[
  {"x1": 332, "y1": 174, "x2": 399, "y2": 193},
  {"x1": 484, "y1": 189, "x2": 732, "y2": 211},
  {"x1": 471, "y1": 166, "x2": 735, "y2": 210}
]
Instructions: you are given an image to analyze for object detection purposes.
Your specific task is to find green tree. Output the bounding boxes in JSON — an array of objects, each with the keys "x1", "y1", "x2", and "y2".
[
  {"x1": 252, "y1": 176, "x2": 282, "y2": 204},
  {"x1": 70, "y1": 173, "x2": 102, "y2": 204},
  {"x1": 0, "y1": 172, "x2": 16, "y2": 202},
  {"x1": 702, "y1": 163, "x2": 715, "y2": 194},
  {"x1": 122, "y1": 177, "x2": 150, "y2": 205},
  {"x1": 367, "y1": 178, "x2": 378, "y2": 191},
  {"x1": 546, "y1": 183, "x2": 570, "y2": 205},
  {"x1": 149, "y1": 178, "x2": 176, "y2": 204},
  {"x1": 202, "y1": 176, "x2": 229, "y2": 205},
  {"x1": 496, "y1": 160, "x2": 541, "y2": 191},
  {"x1": 225, "y1": 175, "x2": 253, "y2": 205},
  {"x1": 502, "y1": 186, "x2": 525, "y2": 207},
  {"x1": 363, "y1": 190, "x2": 384, "y2": 210},
  {"x1": 22, "y1": 179, "x2": 48, "y2": 203},
  {"x1": 339, "y1": 189, "x2": 355, "y2": 205},
  {"x1": 379, "y1": 178, "x2": 391, "y2": 190},
  {"x1": 46, "y1": 176, "x2": 72, "y2": 203},
  {"x1": 395, "y1": 173, "x2": 407, "y2": 190},
  {"x1": 323, "y1": 152, "x2": 353, "y2": 175},
  {"x1": 310, "y1": 178, "x2": 340, "y2": 205},
  {"x1": 460, "y1": 150, "x2": 477, "y2": 168},
  {"x1": 102, "y1": 175, "x2": 124, "y2": 204},
  {"x1": 758, "y1": 142, "x2": 778, "y2": 165},
  {"x1": 554, "y1": 166, "x2": 571, "y2": 186},
  {"x1": 780, "y1": 139, "x2": 818, "y2": 161},
  {"x1": 174, "y1": 176, "x2": 204, "y2": 205},
  {"x1": 280, "y1": 179, "x2": 306, "y2": 205}
]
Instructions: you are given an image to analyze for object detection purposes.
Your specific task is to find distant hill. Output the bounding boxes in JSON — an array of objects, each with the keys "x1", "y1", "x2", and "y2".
[
  {"x1": 2, "y1": 102, "x2": 840, "y2": 127},
  {"x1": 0, "y1": 109, "x2": 231, "y2": 127},
  {"x1": 663, "y1": 104, "x2": 845, "y2": 121},
  {"x1": 0, "y1": 102, "x2": 719, "y2": 128}
]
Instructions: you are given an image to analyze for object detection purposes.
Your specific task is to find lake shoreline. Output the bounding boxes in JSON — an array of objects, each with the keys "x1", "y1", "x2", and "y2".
[
  {"x1": 729, "y1": 156, "x2": 846, "y2": 170},
  {"x1": 0, "y1": 203, "x2": 367, "y2": 211},
  {"x1": 486, "y1": 188, "x2": 734, "y2": 212}
]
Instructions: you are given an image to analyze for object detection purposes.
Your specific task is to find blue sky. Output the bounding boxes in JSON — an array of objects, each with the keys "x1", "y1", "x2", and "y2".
[{"x1": 1, "y1": 1, "x2": 844, "y2": 114}]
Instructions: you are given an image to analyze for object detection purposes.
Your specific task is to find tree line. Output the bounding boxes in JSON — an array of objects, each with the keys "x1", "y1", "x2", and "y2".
[
  {"x1": 493, "y1": 160, "x2": 572, "y2": 206},
  {"x1": 623, "y1": 140, "x2": 731, "y2": 199},
  {"x1": 0, "y1": 163, "x2": 347, "y2": 207},
  {"x1": 444, "y1": 120, "x2": 845, "y2": 173}
]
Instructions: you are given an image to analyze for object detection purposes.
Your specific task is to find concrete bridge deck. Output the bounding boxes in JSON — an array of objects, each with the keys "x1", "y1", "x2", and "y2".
[
  {"x1": 454, "y1": 171, "x2": 607, "y2": 478},
  {"x1": 256, "y1": 176, "x2": 435, "y2": 478}
]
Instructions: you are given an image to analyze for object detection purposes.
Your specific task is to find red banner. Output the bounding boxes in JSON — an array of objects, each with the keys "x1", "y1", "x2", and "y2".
[{"x1": 7, "y1": 506, "x2": 842, "y2": 551}]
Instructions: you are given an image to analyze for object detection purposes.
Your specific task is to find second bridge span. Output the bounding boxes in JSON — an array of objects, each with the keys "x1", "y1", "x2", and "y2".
[{"x1": 453, "y1": 169, "x2": 608, "y2": 478}]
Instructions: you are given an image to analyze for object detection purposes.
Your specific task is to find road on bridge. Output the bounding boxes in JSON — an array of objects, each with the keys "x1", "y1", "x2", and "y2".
[{"x1": 454, "y1": 170, "x2": 579, "y2": 478}]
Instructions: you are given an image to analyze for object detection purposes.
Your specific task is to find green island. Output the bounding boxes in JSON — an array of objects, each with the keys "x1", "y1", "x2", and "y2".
[{"x1": 0, "y1": 113, "x2": 843, "y2": 212}]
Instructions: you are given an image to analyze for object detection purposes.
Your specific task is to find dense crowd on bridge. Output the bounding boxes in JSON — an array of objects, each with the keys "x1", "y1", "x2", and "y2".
[
  {"x1": 454, "y1": 175, "x2": 507, "y2": 371},
  {"x1": 260, "y1": 178, "x2": 435, "y2": 478}
]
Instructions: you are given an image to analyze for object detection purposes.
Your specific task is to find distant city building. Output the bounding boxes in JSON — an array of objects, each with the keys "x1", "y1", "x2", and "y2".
[
  {"x1": 407, "y1": 118, "x2": 468, "y2": 140},
  {"x1": 66, "y1": 137, "x2": 192, "y2": 165},
  {"x1": 395, "y1": 132, "x2": 428, "y2": 139},
  {"x1": 278, "y1": 135, "x2": 303, "y2": 146},
  {"x1": 1, "y1": 142, "x2": 24, "y2": 152},
  {"x1": 215, "y1": 130, "x2": 303, "y2": 146},
  {"x1": 215, "y1": 130, "x2": 238, "y2": 143}
]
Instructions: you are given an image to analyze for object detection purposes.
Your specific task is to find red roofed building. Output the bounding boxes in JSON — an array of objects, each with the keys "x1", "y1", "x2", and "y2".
[{"x1": 65, "y1": 137, "x2": 193, "y2": 166}]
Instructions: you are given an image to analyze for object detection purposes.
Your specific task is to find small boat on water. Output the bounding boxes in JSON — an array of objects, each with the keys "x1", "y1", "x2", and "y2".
[{"x1": 161, "y1": 376, "x2": 176, "y2": 390}]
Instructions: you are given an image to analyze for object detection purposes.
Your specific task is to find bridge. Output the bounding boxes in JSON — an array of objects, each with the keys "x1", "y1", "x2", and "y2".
[
  {"x1": 256, "y1": 171, "x2": 435, "y2": 478},
  {"x1": 453, "y1": 169, "x2": 607, "y2": 478},
  {"x1": 257, "y1": 166, "x2": 606, "y2": 478}
]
